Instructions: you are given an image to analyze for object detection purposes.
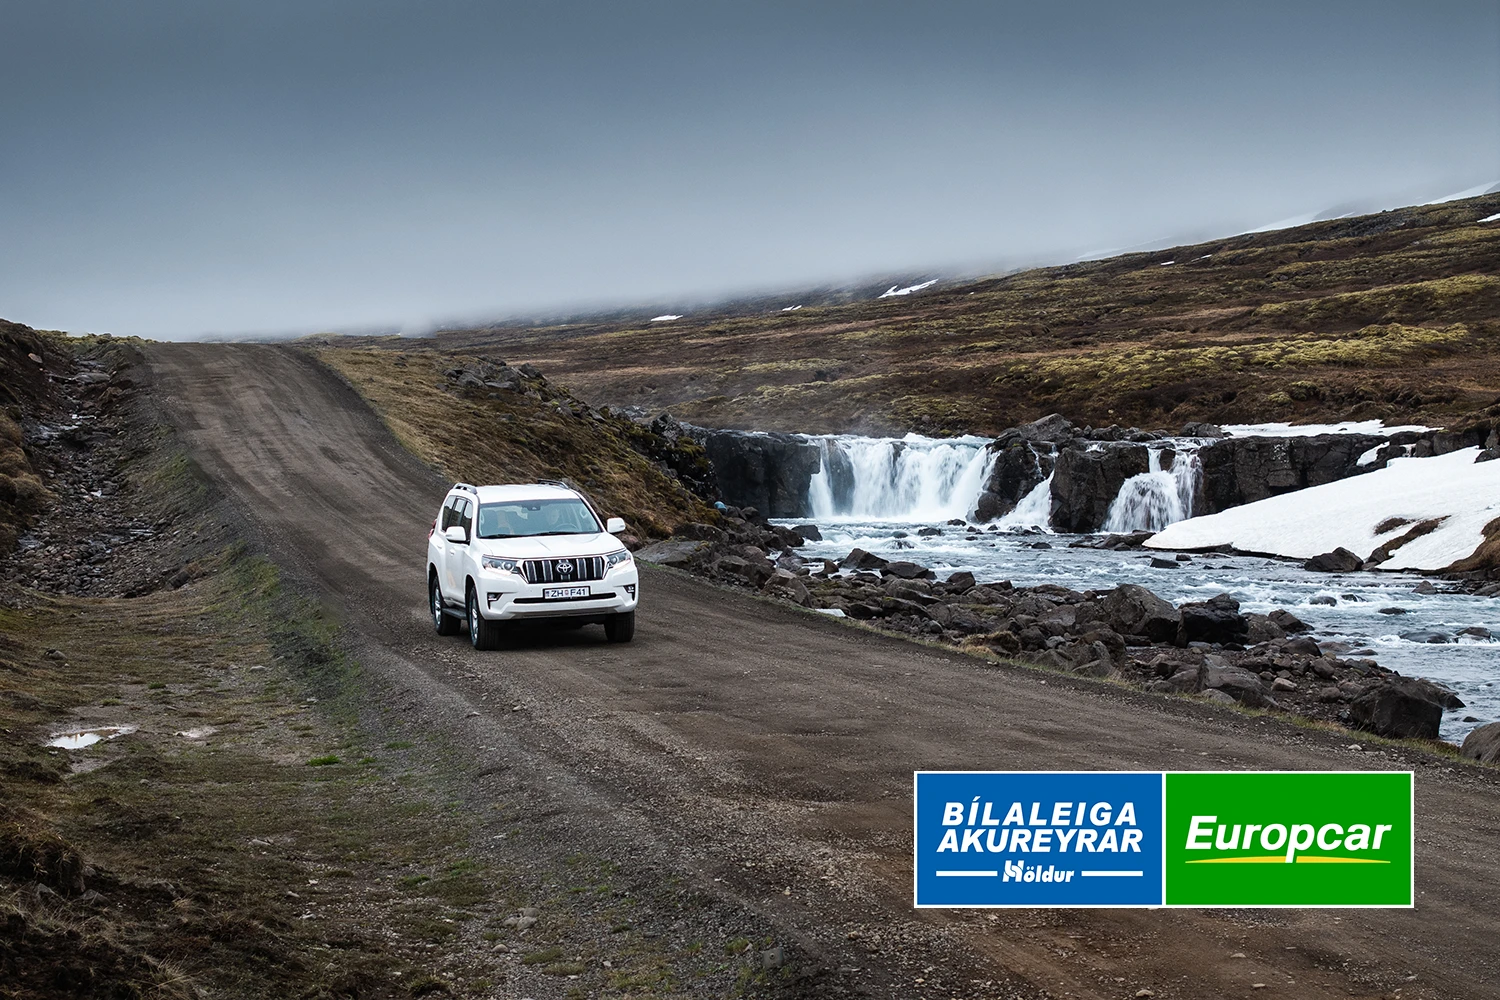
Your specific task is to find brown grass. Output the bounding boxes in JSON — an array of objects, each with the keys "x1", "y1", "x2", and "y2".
[{"x1": 315, "y1": 348, "x2": 715, "y2": 537}]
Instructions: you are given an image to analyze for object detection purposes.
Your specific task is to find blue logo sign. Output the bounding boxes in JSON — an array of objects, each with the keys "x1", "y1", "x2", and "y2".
[{"x1": 914, "y1": 771, "x2": 1164, "y2": 907}]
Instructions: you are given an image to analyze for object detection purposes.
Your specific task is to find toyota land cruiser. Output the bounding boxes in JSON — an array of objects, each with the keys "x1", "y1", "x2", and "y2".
[{"x1": 427, "y1": 481, "x2": 638, "y2": 649}]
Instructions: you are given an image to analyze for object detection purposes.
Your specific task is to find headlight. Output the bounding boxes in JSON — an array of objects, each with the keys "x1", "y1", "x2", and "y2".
[
  {"x1": 604, "y1": 549, "x2": 632, "y2": 569},
  {"x1": 481, "y1": 555, "x2": 522, "y2": 574}
]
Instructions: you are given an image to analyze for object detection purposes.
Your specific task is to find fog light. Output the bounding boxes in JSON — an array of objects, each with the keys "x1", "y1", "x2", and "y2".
[
  {"x1": 624, "y1": 584, "x2": 636, "y2": 598},
  {"x1": 487, "y1": 592, "x2": 501, "y2": 603}
]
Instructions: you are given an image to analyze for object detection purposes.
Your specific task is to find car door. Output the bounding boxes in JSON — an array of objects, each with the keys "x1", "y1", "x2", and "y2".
[
  {"x1": 435, "y1": 497, "x2": 459, "y2": 595},
  {"x1": 445, "y1": 498, "x2": 474, "y2": 596}
]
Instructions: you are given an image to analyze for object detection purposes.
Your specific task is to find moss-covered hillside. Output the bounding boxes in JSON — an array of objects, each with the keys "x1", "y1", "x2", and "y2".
[{"x1": 420, "y1": 194, "x2": 1500, "y2": 435}]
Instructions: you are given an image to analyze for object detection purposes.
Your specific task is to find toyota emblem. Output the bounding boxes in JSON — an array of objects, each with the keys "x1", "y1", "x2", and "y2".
[{"x1": 555, "y1": 560, "x2": 574, "y2": 575}]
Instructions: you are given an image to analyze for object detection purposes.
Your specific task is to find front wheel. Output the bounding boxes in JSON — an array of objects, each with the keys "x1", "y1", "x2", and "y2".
[
  {"x1": 468, "y1": 585, "x2": 501, "y2": 650},
  {"x1": 604, "y1": 611, "x2": 635, "y2": 643},
  {"x1": 432, "y1": 575, "x2": 461, "y2": 636}
]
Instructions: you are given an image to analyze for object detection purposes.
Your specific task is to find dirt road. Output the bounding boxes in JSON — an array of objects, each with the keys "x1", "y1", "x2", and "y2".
[{"x1": 147, "y1": 343, "x2": 1500, "y2": 999}]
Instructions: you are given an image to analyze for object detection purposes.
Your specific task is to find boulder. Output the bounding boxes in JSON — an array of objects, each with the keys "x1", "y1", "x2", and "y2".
[
  {"x1": 1303, "y1": 547, "x2": 1363, "y2": 573},
  {"x1": 1176, "y1": 593, "x2": 1249, "y2": 646},
  {"x1": 1460, "y1": 722, "x2": 1500, "y2": 764},
  {"x1": 1268, "y1": 609, "x2": 1311, "y2": 634},
  {"x1": 1243, "y1": 613, "x2": 1286, "y2": 644},
  {"x1": 839, "y1": 548, "x2": 888, "y2": 571},
  {"x1": 633, "y1": 539, "x2": 710, "y2": 567},
  {"x1": 762, "y1": 568, "x2": 812, "y2": 607},
  {"x1": 1203, "y1": 665, "x2": 1268, "y2": 706},
  {"x1": 1282, "y1": 636, "x2": 1323, "y2": 657},
  {"x1": 672, "y1": 521, "x2": 728, "y2": 543},
  {"x1": 1087, "y1": 584, "x2": 1180, "y2": 643},
  {"x1": 1017, "y1": 413, "x2": 1076, "y2": 444},
  {"x1": 1346, "y1": 678, "x2": 1445, "y2": 740},
  {"x1": 883, "y1": 560, "x2": 936, "y2": 580},
  {"x1": 1164, "y1": 666, "x2": 1206, "y2": 693},
  {"x1": 1400, "y1": 631, "x2": 1450, "y2": 645},
  {"x1": 791, "y1": 523, "x2": 823, "y2": 541},
  {"x1": 1403, "y1": 677, "x2": 1464, "y2": 709},
  {"x1": 944, "y1": 570, "x2": 976, "y2": 591},
  {"x1": 1048, "y1": 442, "x2": 1150, "y2": 533}
]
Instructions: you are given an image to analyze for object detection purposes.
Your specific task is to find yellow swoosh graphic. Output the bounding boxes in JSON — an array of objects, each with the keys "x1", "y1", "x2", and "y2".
[{"x1": 1185, "y1": 855, "x2": 1390, "y2": 864}]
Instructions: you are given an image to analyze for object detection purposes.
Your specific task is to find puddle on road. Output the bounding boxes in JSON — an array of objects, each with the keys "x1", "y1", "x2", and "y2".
[{"x1": 46, "y1": 724, "x2": 137, "y2": 749}]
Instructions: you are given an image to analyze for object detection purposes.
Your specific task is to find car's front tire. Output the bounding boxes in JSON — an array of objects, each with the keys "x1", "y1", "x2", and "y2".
[
  {"x1": 467, "y1": 584, "x2": 501, "y2": 650},
  {"x1": 431, "y1": 574, "x2": 461, "y2": 636},
  {"x1": 604, "y1": 611, "x2": 635, "y2": 643}
]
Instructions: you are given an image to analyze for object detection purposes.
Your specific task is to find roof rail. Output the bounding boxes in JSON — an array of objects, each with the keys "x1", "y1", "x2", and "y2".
[
  {"x1": 453, "y1": 482, "x2": 479, "y2": 494},
  {"x1": 535, "y1": 478, "x2": 572, "y2": 489}
]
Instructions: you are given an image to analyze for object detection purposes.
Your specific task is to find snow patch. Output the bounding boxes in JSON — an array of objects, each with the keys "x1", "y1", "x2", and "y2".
[
  {"x1": 1423, "y1": 180, "x2": 1500, "y2": 205},
  {"x1": 781, "y1": 304, "x2": 803, "y2": 311},
  {"x1": 879, "y1": 279, "x2": 938, "y2": 298},
  {"x1": 1221, "y1": 420, "x2": 1432, "y2": 438},
  {"x1": 1356, "y1": 445, "x2": 1383, "y2": 467},
  {"x1": 1146, "y1": 448, "x2": 1500, "y2": 571},
  {"x1": 1480, "y1": 212, "x2": 1500, "y2": 224},
  {"x1": 649, "y1": 314, "x2": 683, "y2": 322},
  {"x1": 1158, "y1": 260, "x2": 1175, "y2": 266}
]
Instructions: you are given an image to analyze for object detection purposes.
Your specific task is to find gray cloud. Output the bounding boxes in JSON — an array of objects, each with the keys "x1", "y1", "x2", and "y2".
[{"x1": 2, "y1": 1, "x2": 1496, "y2": 338}]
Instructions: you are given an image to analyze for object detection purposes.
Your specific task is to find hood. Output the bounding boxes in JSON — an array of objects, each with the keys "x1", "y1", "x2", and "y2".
[{"x1": 474, "y1": 532, "x2": 623, "y2": 560}]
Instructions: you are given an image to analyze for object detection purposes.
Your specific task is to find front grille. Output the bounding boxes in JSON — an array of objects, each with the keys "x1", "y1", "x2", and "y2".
[{"x1": 523, "y1": 556, "x2": 606, "y2": 584}]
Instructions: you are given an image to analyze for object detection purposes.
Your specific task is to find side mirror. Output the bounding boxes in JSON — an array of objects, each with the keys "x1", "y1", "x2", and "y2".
[
  {"x1": 606, "y1": 517, "x2": 626, "y2": 534},
  {"x1": 444, "y1": 525, "x2": 468, "y2": 544}
]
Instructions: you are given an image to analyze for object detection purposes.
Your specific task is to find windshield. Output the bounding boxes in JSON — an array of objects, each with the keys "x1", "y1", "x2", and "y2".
[{"x1": 476, "y1": 498, "x2": 602, "y2": 539}]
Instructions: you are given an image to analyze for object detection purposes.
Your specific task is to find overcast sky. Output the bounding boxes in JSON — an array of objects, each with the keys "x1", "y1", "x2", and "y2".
[{"x1": 2, "y1": 1, "x2": 1497, "y2": 339}]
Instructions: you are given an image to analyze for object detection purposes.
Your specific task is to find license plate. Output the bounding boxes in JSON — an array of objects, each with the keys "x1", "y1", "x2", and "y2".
[{"x1": 542, "y1": 586, "x2": 591, "y2": 600}]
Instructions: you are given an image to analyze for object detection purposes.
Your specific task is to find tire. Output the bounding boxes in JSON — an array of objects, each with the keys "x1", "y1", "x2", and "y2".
[
  {"x1": 467, "y1": 584, "x2": 501, "y2": 650},
  {"x1": 431, "y1": 574, "x2": 461, "y2": 636},
  {"x1": 604, "y1": 611, "x2": 635, "y2": 643}
]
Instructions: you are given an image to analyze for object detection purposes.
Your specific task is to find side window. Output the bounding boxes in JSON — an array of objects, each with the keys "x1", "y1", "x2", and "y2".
[
  {"x1": 440, "y1": 498, "x2": 459, "y2": 530},
  {"x1": 458, "y1": 499, "x2": 474, "y2": 536}
]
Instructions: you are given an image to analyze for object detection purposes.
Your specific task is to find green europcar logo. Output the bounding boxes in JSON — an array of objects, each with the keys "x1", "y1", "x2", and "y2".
[{"x1": 1164, "y1": 772, "x2": 1413, "y2": 907}]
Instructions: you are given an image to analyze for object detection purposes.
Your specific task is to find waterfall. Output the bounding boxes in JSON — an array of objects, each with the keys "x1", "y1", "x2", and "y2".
[
  {"x1": 1102, "y1": 447, "x2": 1202, "y2": 533},
  {"x1": 998, "y1": 473, "x2": 1054, "y2": 529},
  {"x1": 805, "y1": 434, "x2": 996, "y2": 521}
]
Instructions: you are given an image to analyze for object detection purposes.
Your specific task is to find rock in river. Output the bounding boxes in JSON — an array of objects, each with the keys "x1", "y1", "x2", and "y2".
[
  {"x1": 1303, "y1": 547, "x2": 1364, "y2": 573},
  {"x1": 1460, "y1": 722, "x2": 1500, "y2": 764},
  {"x1": 1346, "y1": 678, "x2": 1445, "y2": 740}
]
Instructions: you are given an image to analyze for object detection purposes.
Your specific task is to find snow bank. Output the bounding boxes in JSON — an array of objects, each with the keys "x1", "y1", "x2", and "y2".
[
  {"x1": 1146, "y1": 448, "x2": 1500, "y2": 572},
  {"x1": 1221, "y1": 420, "x2": 1431, "y2": 438},
  {"x1": 879, "y1": 279, "x2": 938, "y2": 298},
  {"x1": 649, "y1": 314, "x2": 683, "y2": 322}
]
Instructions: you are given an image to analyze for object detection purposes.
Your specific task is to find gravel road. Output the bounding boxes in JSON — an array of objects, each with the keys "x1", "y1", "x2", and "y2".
[{"x1": 147, "y1": 342, "x2": 1500, "y2": 1000}]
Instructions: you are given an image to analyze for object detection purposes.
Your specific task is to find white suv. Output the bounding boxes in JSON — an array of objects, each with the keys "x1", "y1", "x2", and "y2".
[{"x1": 427, "y1": 481, "x2": 639, "y2": 649}]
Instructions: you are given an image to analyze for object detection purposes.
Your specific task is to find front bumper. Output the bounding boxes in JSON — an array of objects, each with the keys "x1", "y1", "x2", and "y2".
[{"x1": 477, "y1": 566, "x2": 639, "y2": 621}]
